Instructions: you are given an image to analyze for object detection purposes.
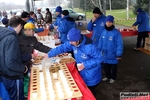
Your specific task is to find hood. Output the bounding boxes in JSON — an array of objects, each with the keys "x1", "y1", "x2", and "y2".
[
  {"x1": 64, "y1": 16, "x2": 75, "y2": 22},
  {"x1": 0, "y1": 26, "x2": 16, "y2": 41}
]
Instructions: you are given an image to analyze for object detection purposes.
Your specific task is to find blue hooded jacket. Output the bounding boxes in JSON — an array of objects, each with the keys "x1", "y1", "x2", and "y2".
[
  {"x1": 58, "y1": 15, "x2": 76, "y2": 43},
  {"x1": 98, "y1": 25, "x2": 123, "y2": 64},
  {"x1": 50, "y1": 14, "x2": 62, "y2": 29},
  {"x1": 0, "y1": 26, "x2": 25, "y2": 79},
  {"x1": 48, "y1": 35, "x2": 103, "y2": 86},
  {"x1": 87, "y1": 14, "x2": 106, "y2": 46},
  {"x1": 133, "y1": 11, "x2": 150, "y2": 32}
]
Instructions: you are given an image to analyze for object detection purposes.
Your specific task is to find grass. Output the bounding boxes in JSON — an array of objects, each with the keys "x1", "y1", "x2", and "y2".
[{"x1": 74, "y1": 8, "x2": 137, "y2": 27}]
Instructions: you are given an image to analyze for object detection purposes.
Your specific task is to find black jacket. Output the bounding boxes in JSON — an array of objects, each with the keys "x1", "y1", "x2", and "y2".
[
  {"x1": 0, "y1": 27, "x2": 25, "y2": 79},
  {"x1": 19, "y1": 33, "x2": 51, "y2": 67}
]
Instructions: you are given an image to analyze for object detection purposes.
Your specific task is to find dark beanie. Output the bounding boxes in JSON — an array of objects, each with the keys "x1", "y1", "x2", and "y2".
[
  {"x1": 55, "y1": 6, "x2": 62, "y2": 13},
  {"x1": 106, "y1": 15, "x2": 114, "y2": 23},
  {"x1": 21, "y1": 12, "x2": 30, "y2": 18},
  {"x1": 67, "y1": 28, "x2": 81, "y2": 42},
  {"x1": 62, "y1": 10, "x2": 69, "y2": 16},
  {"x1": 2, "y1": 18, "x2": 9, "y2": 25},
  {"x1": 93, "y1": 7, "x2": 102, "y2": 14},
  {"x1": 136, "y1": 8, "x2": 142, "y2": 12},
  {"x1": 46, "y1": 8, "x2": 49, "y2": 11}
]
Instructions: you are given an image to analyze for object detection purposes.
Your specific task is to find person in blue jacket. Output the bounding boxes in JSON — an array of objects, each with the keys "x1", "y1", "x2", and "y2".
[
  {"x1": 98, "y1": 15, "x2": 123, "y2": 83},
  {"x1": 58, "y1": 10, "x2": 76, "y2": 43},
  {"x1": 46, "y1": 28, "x2": 103, "y2": 97},
  {"x1": 87, "y1": 7, "x2": 106, "y2": 46},
  {"x1": 50, "y1": 6, "x2": 62, "y2": 30},
  {"x1": 0, "y1": 16, "x2": 28, "y2": 100},
  {"x1": 28, "y1": 11, "x2": 44, "y2": 33},
  {"x1": 132, "y1": 8, "x2": 150, "y2": 50}
]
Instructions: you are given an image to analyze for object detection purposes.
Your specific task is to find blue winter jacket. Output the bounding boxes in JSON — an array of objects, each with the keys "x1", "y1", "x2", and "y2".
[
  {"x1": 48, "y1": 35, "x2": 103, "y2": 86},
  {"x1": 133, "y1": 11, "x2": 150, "y2": 32},
  {"x1": 58, "y1": 15, "x2": 76, "y2": 43},
  {"x1": 87, "y1": 15, "x2": 106, "y2": 46},
  {"x1": 0, "y1": 26, "x2": 25, "y2": 79},
  {"x1": 98, "y1": 26, "x2": 123, "y2": 64},
  {"x1": 50, "y1": 14, "x2": 62, "y2": 29}
]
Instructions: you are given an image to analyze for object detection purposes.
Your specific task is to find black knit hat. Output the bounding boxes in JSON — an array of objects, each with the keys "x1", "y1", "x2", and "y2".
[
  {"x1": 46, "y1": 8, "x2": 49, "y2": 11},
  {"x1": 62, "y1": 10, "x2": 69, "y2": 16},
  {"x1": 93, "y1": 7, "x2": 102, "y2": 14},
  {"x1": 21, "y1": 12, "x2": 30, "y2": 18}
]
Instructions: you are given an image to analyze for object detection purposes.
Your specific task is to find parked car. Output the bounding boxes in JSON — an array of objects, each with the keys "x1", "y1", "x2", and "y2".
[{"x1": 52, "y1": 9, "x2": 85, "y2": 20}]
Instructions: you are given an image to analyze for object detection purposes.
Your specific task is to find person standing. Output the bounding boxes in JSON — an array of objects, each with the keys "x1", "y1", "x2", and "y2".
[
  {"x1": 98, "y1": 15, "x2": 123, "y2": 83},
  {"x1": 57, "y1": 10, "x2": 76, "y2": 43},
  {"x1": 132, "y1": 8, "x2": 150, "y2": 50},
  {"x1": 87, "y1": 7, "x2": 106, "y2": 46},
  {"x1": 46, "y1": 28, "x2": 103, "y2": 97},
  {"x1": 19, "y1": 22, "x2": 51, "y2": 97},
  {"x1": 1, "y1": 16, "x2": 9, "y2": 27},
  {"x1": 36, "y1": 8, "x2": 44, "y2": 24},
  {"x1": 45, "y1": 8, "x2": 52, "y2": 24},
  {"x1": 50, "y1": 6, "x2": 62, "y2": 29},
  {"x1": 0, "y1": 16, "x2": 28, "y2": 100}
]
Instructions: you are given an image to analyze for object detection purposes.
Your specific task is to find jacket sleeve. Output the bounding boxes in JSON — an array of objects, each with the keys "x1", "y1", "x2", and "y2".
[
  {"x1": 133, "y1": 14, "x2": 141, "y2": 26},
  {"x1": 34, "y1": 37, "x2": 51, "y2": 53},
  {"x1": 87, "y1": 20, "x2": 93, "y2": 31},
  {"x1": 35, "y1": 28, "x2": 44, "y2": 33},
  {"x1": 5, "y1": 36, "x2": 25, "y2": 73},
  {"x1": 22, "y1": 54, "x2": 32, "y2": 61},
  {"x1": 116, "y1": 31, "x2": 123, "y2": 57},
  {"x1": 98, "y1": 34, "x2": 103, "y2": 51},
  {"x1": 58, "y1": 20, "x2": 67, "y2": 33},
  {"x1": 48, "y1": 42, "x2": 72, "y2": 57},
  {"x1": 83, "y1": 45, "x2": 103, "y2": 69}
]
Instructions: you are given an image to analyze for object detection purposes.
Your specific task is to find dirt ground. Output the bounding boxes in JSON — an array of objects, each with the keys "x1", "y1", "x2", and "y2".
[{"x1": 95, "y1": 36, "x2": 150, "y2": 100}]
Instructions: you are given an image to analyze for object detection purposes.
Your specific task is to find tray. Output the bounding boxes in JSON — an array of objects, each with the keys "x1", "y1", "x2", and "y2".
[{"x1": 30, "y1": 63, "x2": 82, "y2": 100}]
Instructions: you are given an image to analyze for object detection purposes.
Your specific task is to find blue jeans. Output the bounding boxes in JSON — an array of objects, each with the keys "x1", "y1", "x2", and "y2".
[{"x1": 0, "y1": 76, "x2": 24, "y2": 100}]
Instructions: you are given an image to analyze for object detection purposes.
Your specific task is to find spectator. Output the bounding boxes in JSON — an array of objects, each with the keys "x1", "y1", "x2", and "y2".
[
  {"x1": 19, "y1": 22, "x2": 51, "y2": 97},
  {"x1": 87, "y1": 7, "x2": 106, "y2": 46},
  {"x1": 98, "y1": 15, "x2": 123, "y2": 83},
  {"x1": 21, "y1": 11, "x2": 30, "y2": 25},
  {"x1": 36, "y1": 8, "x2": 44, "y2": 24},
  {"x1": 0, "y1": 16, "x2": 28, "y2": 100},
  {"x1": 57, "y1": 10, "x2": 76, "y2": 43},
  {"x1": 28, "y1": 11, "x2": 44, "y2": 33},
  {"x1": 132, "y1": 8, "x2": 150, "y2": 50},
  {"x1": 28, "y1": 11, "x2": 36, "y2": 23},
  {"x1": 2, "y1": 17, "x2": 9, "y2": 27},
  {"x1": 45, "y1": 8, "x2": 52, "y2": 24},
  {"x1": 46, "y1": 28, "x2": 103, "y2": 97}
]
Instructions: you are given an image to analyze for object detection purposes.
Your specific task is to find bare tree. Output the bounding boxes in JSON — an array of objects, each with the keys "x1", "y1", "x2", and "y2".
[{"x1": 90, "y1": 0, "x2": 102, "y2": 10}]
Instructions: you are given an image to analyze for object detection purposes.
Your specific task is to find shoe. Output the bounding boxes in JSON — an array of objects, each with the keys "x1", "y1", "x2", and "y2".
[
  {"x1": 109, "y1": 79, "x2": 115, "y2": 83},
  {"x1": 102, "y1": 77, "x2": 109, "y2": 81},
  {"x1": 134, "y1": 47, "x2": 139, "y2": 51}
]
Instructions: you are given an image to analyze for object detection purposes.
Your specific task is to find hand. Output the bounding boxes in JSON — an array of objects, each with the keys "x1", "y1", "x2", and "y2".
[
  {"x1": 132, "y1": 24, "x2": 135, "y2": 27},
  {"x1": 116, "y1": 57, "x2": 121, "y2": 60},
  {"x1": 44, "y1": 54, "x2": 49, "y2": 58},
  {"x1": 54, "y1": 26, "x2": 58, "y2": 29},
  {"x1": 24, "y1": 66, "x2": 28, "y2": 73},
  {"x1": 31, "y1": 53, "x2": 38, "y2": 59},
  {"x1": 77, "y1": 63, "x2": 85, "y2": 71},
  {"x1": 92, "y1": 17, "x2": 97, "y2": 23}
]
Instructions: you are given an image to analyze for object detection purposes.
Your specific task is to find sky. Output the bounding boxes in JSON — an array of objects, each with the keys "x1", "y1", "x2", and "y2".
[{"x1": 0, "y1": 0, "x2": 25, "y2": 5}]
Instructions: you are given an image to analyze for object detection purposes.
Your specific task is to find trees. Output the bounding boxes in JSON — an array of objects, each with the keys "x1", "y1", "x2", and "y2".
[
  {"x1": 134, "y1": 0, "x2": 148, "y2": 13},
  {"x1": 78, "y1": 0, "x2": 128, "y2": 11}
]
